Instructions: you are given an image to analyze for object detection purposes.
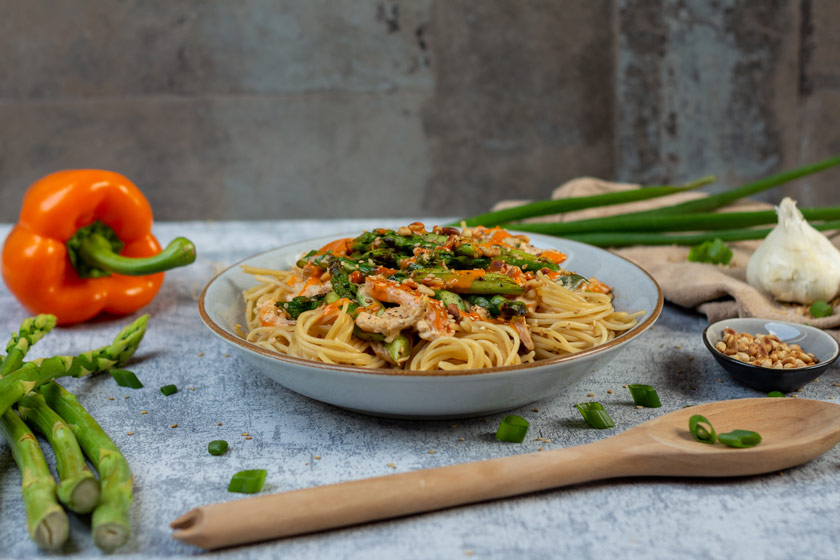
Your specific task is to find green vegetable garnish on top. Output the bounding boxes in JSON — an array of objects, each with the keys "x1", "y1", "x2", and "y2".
[{"x1": 809, "y1": 300, "x2": 834, "y2": 318}]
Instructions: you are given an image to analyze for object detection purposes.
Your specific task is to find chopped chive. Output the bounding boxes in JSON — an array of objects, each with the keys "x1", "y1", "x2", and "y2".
[
  {"x1": 688, "y1": 414, "x2": 716, "y2": 444},
  {"x1": 718, "y1": 429, "x2": 762, "y2": 448},
  {"x1": 627, "y1": 384, "x2": 662, "y2": 408},
  {"x1": 767, "y1": 391, "x2": 786, "y2": 398},
  {"x1": 109, "y1": 368, "x2": 143, "y2": 389},
  {"x1": 160, "y1": 384, "x2": 178, "y2": 396},
  {"x1": 228, "y1": 469, "x2": 267, "y2": 493},
  {"x1": 809, "y1": 300, "x2": 834, "y2": 318},
  {"x1": 495, "y1": 415, "x2": 529, "y2": 443},
  {"x1": 574, "y1": 402, "x2": 615, "y2": 429},
  {"x1": 208, "y1": 440, "x2": 229, "y2": 456}
]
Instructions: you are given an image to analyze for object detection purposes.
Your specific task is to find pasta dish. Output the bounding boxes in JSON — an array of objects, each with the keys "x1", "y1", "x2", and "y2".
[{"x1": 241, "y1": 224, "x2": 643, "y2": 371}]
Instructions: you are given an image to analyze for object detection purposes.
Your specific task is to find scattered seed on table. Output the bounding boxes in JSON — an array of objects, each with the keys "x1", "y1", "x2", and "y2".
[
  {"x1": 623, "y1": 384, "x2": 628, "y2": 388},
  {"x1": 458, "y1": 437, "x2": 465, "y2": 442},
  {"x1": 636, "y1": 405, "x2": 644, "y2": 409},
  {"x1": 170, "y1": 424, "x2": 178, "y2": 428},
  {"x1": 533, "y1": 408, "x2": 539, "y2": 412},
  {"x1": 241, "y1": 432, "x2": 249, "y2": 436},
  {"x1": 141, "y1": 410, "x2": 148, "y2": 414},
  {"x1": 587, "y1": 393, "x2": 595, "y2": 397},
  {"x1": 536, "y1": 437, "x2": 543, "y2": 441},
  {"x1": 717, "y1": 378, "x2": 723, "y2": 383},
  {"x1": 675, "y1": 345, "x2": 681, "y2": 349},
  {"x1": 428, "y1": 450, "x2": 435, "y2": 454},
  {"x1": 539, "y1": 447, "x2": 544, "y2": 452},
  {"x1": 314, "y1": 455, "x2": 321, "y2": 460},
  {"x1": 223, "y1": 353, "x2": 230, "y2": 357},
  {"x1": 688, "y1": 356, "x2": 695, "y2": 361},
  {"x1": 217, "y1": 422, "x2": 222, "y2": 426},
  {"x1": 127, "y1": 432, "x2": 134, "y2": 436},
  {"x1": 198, "y1": 352, "x2": 204, "y2": 357},
  {"x1": 834, "y1": 383, "x2": 840, "y2": 387},
  {"x1": 124, "y1": 395, "x2": 129, "y2": 399},
  {"x1": 245, "y1": 436, "x2": 252, "y2": 440},
  {"x1": 386, "y1": 463, "x2": 397, "y2": 469},
  {"x1": 607, "y1": 390, "x2": 613, "y2": 394},
  {"x1": 189, "y1": 386, "x2": 196, "y2": 391},
  {"x1": 544, "y1": 438, "x2": 551, "y2": 443}
]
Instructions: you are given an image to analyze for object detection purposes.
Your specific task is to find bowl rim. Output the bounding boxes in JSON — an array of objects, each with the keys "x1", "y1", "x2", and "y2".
[
  {"x1": 198, "y1": 230, "x2": 664, "y2": 378},
  {"x1": 701, "y1": 317, "x2": 840, "y2": 374}
]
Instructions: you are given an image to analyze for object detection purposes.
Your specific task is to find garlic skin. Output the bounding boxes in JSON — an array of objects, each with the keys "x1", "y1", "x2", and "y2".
[{"x1": 746, "y1": 197, "x2": 840, "y2": 304}]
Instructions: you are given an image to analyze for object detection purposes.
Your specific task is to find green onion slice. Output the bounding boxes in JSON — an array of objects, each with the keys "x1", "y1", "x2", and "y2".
[
  {"x1": 574, "y1": 402, "x2": 615, "y2": 429},
  {"x1": 160, "y1": 384, "x2": 178, "y2": 396},
  {"x1": 228, "y1": 469, "x2": 267, "y2": 493},
  {"x1": 718, "y1": 429, "x2": 762, "y2": 448},
  {"x1": 627, "y1": 384, "x2": 662, "y2": 408},
  {"x1": 809, "y1": 300, "x2": 834, "y2": 318},
  {"x1": 687, "y1": 238, "x2": 733, "y2": 265},
  {"x1": 688, "y1": 414, "x2": 716, "y2": 444},
  {"x1": 495, "y1": 415, "x2": 530, "y2": 442},
  {"x1": 208, "y1": 440, "x2": 229, "y2": 456},
  {"x1": 109, "y1": 368, "x2": 143, "y2": 389},
  {"x1": 767, "y1": 391, "x2": 786, "y2": 398}
]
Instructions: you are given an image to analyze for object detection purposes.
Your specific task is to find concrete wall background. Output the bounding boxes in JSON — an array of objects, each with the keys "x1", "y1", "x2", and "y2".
[{"x1": 1, "y1": 0, "x2": 837, "y2": 221}]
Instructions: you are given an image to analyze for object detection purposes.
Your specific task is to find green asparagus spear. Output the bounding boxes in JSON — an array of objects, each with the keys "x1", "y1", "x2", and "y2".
[
  {"x1": 0, "y1": 314, "x2": 148, "y2": 418},
  {"x1": 0, "y1": 408, "x2": 69, "y2": 550},
  {"x1": 0, "y1": 314, "x2": 57, "y2": 377},
  {"x1": 40, "y1": 382, "x2": 133, "y2": 552},
  {"x1": 18, "y1": 392, "x2": 101, "y2": 513},
  {"x1": 384, "y1": 334, "x2": 411, "y2": 364},
  {"x1": 410, "y1": 269, "x2": 525, "y2": 295}
]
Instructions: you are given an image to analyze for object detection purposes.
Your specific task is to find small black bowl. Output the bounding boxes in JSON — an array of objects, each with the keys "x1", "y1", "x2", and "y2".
[{"x1": 702, "y1": 318, "x2": 840, "y2": 393}]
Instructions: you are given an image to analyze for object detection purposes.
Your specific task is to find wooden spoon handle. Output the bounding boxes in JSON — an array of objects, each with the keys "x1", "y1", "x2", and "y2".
[{"x1": 172, "y1": 440, "x2": 626, "y2": 550}]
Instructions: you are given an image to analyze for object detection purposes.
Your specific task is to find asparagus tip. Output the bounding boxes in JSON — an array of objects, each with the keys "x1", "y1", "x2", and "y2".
[
  {"x1": 31, "y1": 509, "x2": 69, "y2": 551},
  {"x1": 93, "y1": 522, "x2": 130, "y2": 552}
]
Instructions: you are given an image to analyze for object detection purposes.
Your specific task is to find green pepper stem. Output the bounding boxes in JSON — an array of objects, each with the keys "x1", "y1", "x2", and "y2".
[{"x1": 79, "y1": 235, "x2": 196, "y2": 276}]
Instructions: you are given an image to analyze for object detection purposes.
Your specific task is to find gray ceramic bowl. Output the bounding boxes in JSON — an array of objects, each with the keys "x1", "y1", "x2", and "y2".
[
  {"x1": 703, "y1": 318, "x2": 840, "y2": 393},
  {"x1": 199, "y1": 231, "x2": 663, "y2": 418}
]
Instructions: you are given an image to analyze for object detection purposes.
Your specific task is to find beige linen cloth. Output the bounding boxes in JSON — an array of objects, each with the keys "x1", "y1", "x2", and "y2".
[{"x1": 493, "y1": 177, "x2": 840, "y2": 340}]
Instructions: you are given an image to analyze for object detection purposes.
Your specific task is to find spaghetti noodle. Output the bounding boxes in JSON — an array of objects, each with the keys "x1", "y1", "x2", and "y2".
[{"x1": 241, "y1": 224, "x2": 643, "y2": 371}]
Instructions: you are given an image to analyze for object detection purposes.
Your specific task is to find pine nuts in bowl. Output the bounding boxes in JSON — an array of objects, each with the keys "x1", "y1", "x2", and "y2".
[{"x1": 703, "y1": 318, "x2": 839, "y2": 393}]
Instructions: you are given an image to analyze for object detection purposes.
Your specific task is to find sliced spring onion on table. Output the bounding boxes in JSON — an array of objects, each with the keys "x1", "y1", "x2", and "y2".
[
  {"x1": 109, "y1": 368, "x2": 143, "y2": 389},
  {"x1": 627, "y1": 384, "x2": 662, "y2": 408},
  {"x1": 495, "y1": 415, "x2": 530, "y2": 442},
  {"x1": 574, "y1": 402, "x2": 615, "y2": 429},
  {"x1": 718, "y1": 429, "x2": 762, "y2": 448},
  {"x1": 767, "y1": 391, "x2": 786, "y2": 398},
  {"x1": 208, "y1": 441, "x2": 228, "y2": 456},
  {"x1": 160, "y1": 384, "x2": 178, "y2": 396},
  {"x1": 809, "y1": 300, "x2": 834, "y2": 318},
  {"x1": 228, "y1": 470, "x2": 267, "y2": 494},
  {"x1": 688, "y1": 414, "x2": 716, "y2": 444}
]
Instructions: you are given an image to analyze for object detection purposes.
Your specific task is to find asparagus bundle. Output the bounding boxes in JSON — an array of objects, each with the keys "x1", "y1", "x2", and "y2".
[
  {"x1": 454, "y1": 155, "x2": 840, "y2": 247},
  {"x1": 0, "y1": 314, "x2": 147, "y2": 551},
  {"x1": 0, "y1": 408, "x2": 69, "y2": 550}
]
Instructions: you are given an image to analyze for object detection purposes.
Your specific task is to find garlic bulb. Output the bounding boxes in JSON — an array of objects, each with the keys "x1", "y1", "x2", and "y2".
[{"x1": 746, "y1": 197, "x2": 840, "y2": 304}]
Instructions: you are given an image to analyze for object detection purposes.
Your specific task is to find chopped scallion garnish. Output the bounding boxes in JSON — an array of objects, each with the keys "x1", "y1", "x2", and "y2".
[
  {"x1": 718, "y1": 429, "x2": 762, "y2": 448},
  {"x1": 767, "y1": 391, "x2": 785, "y2": 398},
  {"x1": 160, "y1": 384, "x2": 178, "y2": 396},
  {"x1": 809, "y1": 300, "x2": 833, "y2": 318},
  {"x1": 208, "y1": 440, "x2": 228, "y2": 456},
  {"x1": 574, "y1": 402, "x2": 615, "y2": 429},
  {"x1": 228, "y1": 469, "x2": 267, "y2": 493},
  {"x1": 627, "y1": 384, "x2": 661, "y2": 408},
  {"x1": 687, "y1": 238, "x2": 733, "y2": 265},
  {"x1": 688, "y1": 414, "x2": 716, "y2": 444},
  {"x1": 495, "y1": 415, "x2": 529, "y2": 442},
  {"x1": 109, "y1": 368, "x2": 143, "y2": 389}
]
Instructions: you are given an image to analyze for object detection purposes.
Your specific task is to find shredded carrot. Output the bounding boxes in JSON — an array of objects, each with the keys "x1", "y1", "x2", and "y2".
[{"x1": 316, "y1": 237, "x2": 352, "y2": 256}]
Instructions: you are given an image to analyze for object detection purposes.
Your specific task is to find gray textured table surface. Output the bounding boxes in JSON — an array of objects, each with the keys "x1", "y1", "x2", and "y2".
[{"x1": 1, "y1": 220, "x2": 838, "y2": 560}]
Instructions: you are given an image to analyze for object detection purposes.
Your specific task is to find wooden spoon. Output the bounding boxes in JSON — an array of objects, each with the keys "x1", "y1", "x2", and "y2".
[{"x1": 171, "y1": 398, "x2": 840, "y2": 550}]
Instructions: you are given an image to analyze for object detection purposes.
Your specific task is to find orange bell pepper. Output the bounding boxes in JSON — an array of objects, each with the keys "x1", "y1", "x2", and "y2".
[{"x1": 1, "y1": 170, "x2": 196, "y2": 325}]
